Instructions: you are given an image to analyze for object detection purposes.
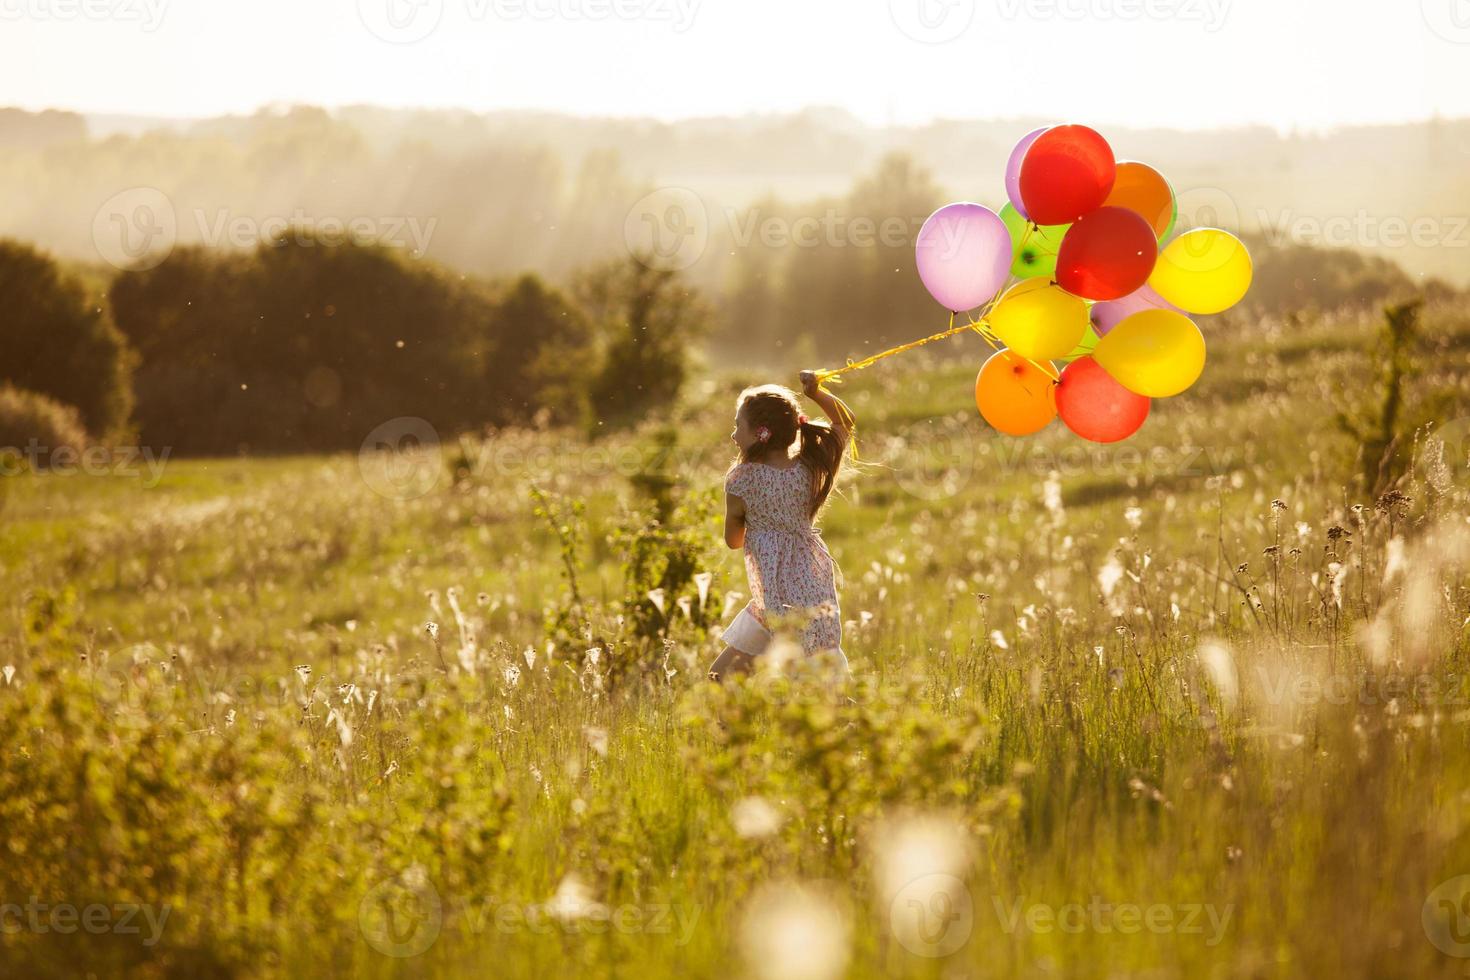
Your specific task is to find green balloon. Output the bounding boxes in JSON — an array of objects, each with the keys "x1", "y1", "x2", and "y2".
[
  {"x1": 1061, "y1": 322, "x2": 1100, "y2": 363},
  {"x1": 1160, "y1": 177, "x2": 1178, "y2": 242},
  {"x1": 1000, "y1": 202, "x2": 1069, "y2": 280}
]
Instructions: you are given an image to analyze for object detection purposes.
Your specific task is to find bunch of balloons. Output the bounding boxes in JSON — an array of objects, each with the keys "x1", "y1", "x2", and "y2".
[{"x1": 914, "y1": 124, "x2": 1252, "y2": 443}]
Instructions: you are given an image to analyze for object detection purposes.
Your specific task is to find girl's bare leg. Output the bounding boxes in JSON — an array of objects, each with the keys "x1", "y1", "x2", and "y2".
[{"x1": 707, "y1": 646, "x2": 754, "y2": 682}]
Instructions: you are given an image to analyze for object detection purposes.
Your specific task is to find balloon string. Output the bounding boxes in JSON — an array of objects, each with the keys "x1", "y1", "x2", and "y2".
[{"x1": 813, "y1": 221, "x2": 1062, "y2": 397}]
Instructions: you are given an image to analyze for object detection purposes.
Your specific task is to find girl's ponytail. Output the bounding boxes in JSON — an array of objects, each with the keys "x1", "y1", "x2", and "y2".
[{"x1": 798, "y1": 418, "x2": 845, "y2": 518}]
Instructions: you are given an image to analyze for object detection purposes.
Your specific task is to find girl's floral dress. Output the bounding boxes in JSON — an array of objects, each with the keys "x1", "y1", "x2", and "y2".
[{"x1": 722, "y1": 460, "x2": 844, "y2": 658}]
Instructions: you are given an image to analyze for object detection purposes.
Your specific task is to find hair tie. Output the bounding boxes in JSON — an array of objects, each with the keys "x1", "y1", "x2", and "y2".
[
  {"x1": 756, "y1": 426, "x2": 770, "y2": 442},
  {"x1": 797, "y1": 414, "x2": 809, "y2": 425}
]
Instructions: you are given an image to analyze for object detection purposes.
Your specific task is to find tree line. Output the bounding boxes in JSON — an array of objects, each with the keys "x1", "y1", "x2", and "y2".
[{"x1": 0, "y1": 234, "x2": 705, "y2": 456}]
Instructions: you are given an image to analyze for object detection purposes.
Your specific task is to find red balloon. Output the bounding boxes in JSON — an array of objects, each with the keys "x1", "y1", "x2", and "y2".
[
  {"x1": 1055, "y1": 355, "x2": 1150, "y2": 443},
  {"x1": 1055, "y1": 207, "x2": 1159, "y2": 301},
  {"x1": 1017, "y1": 125, "x2": 1116, "y2": 226}
]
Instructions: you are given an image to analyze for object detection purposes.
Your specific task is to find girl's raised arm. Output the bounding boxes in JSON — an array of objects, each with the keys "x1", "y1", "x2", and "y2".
[{"x1": 799, "y1": 370, "x2": 855, "y2": 446}]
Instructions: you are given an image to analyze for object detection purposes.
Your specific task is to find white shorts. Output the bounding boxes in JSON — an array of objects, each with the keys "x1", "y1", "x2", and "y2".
[
  {"x1": 720, "y1": 605, "x2": 851, "y2": 675},
  {"x1": 721, "y1": 606, "x2": 773, "y2": 656}
]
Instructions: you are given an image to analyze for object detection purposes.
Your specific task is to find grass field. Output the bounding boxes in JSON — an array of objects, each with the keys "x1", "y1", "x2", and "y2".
[{"x1": 4, "y1": 304, "x2": 1470, "y2": 978}]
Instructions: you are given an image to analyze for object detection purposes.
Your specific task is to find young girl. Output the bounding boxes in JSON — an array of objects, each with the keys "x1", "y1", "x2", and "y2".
[{"x1": 708, "y1": 371, "x2": 854, "y2": 681}]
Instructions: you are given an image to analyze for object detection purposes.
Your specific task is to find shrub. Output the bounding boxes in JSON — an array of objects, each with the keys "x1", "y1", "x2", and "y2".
[
  {"x1": 0, "y1": 239, "x2": 135, "y2": 437},
  {"x1": 0, "y1": 385, "x2": 88, "y2": 469}
]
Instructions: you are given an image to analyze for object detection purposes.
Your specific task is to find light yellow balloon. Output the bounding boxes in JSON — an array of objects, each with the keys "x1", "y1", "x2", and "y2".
[
  {"x1": 1148, "y1": 228, "x2": 1252, "y2": 315},
  {"x1": 1093, "y1": 309, "x2": 1206, "y2": 397},
  {"x1": 986, "y1": 279, "x2": 1088, "y2": 362}
]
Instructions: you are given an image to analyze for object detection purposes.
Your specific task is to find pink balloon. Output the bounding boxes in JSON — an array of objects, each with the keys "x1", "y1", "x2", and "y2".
[
  {"x1": 1090, "y1": 283, "x2": 1177, "y2": 336},
  {"x1": 1005, "y1": 127, "x2": 1048, "y2": 222},
  {"x1": 914, "y1": 203, "x2": 1012, "y2": 312}
]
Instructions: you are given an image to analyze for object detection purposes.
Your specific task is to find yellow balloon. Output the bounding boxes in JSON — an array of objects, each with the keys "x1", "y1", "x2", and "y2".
[
  {"x1": 1093, "y1": 309, "x2": 1205, "y2": 397},
  {"x1": 1148, "y1": 228, "x2": 1252, "y2": 315},
  {"x1": 986, "y1": 279, "x2": 1088, "y2": 361}
]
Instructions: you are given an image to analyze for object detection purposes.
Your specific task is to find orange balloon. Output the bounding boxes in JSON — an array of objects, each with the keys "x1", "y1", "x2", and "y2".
[
  {"x1": 975, "y1": 350, "x2": 1057, "y2": 436},
  {"x1": 1102, "y1": 162, "x2": 1174, "y2": 240}
]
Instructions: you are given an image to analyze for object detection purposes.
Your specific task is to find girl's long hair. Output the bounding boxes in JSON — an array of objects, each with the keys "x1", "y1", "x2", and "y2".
[{"x1": 734, "y1": 385, "x2": 846, "y2": 518}]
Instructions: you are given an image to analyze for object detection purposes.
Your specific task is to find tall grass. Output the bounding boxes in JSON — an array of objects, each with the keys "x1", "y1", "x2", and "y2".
[{"x1": 1, "y1": 304, "x2": 1469, "y2": 978}]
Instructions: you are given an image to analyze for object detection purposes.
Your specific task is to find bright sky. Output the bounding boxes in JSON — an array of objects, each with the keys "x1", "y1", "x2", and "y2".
[{"x1": 2, "y1": 0, "x2": 1467, "y2": 130}]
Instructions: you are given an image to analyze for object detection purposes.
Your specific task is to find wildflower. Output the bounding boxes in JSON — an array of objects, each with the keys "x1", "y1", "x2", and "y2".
[
  {"x1": 647, "y1": 588, "x2": 667, "y2": 616},
  {"x1": 294, "y1": 664, "x2": 313, "y2": 683},
  {"x1": 739, "y1": 883, "x2": 850, "y2": 980},
  {"x1": 732, "y1": 797, "x2": 783, "y2": 839},
  {"x1": 1, "y1": 665, "x2": 13, "y2": 685},
  {"x1": 545, "y1": 874, "x2": 605, "y2": 922},
  {"x1": 1327, "y1": 524, "x2": 1350, "y2": 542},
  {"x1": 1375, "y1": 489, "x2": 1410, "y2": 513},
  {"x1": 1197, "y1": 639, "x2": 1239, "y2": 709},
  {"x1": 1271, "y1": 498, "x2": 1287, "y2": 512},
  {"x1": 1098, "y1": 556, "x2": 1124, "y2": 598},
  {"x1": 1383, "y1": 537, "x2": 1406, "y2": 583},
  {"x1": 1124, "y1": 506, "x2": 1143, "y2": 529},
  {"x1": 584, "y1": 726, "x2": 609, "y2": 757},
  {"x1": 1236, "y1": 563, "x2": 1249, "y2": 575},
  {"x1": 424, "y1": 622, "x2": 439, "y2": 639},
  {"x1": 693, "y1": 571, "x2": 713, "y2": 609}
]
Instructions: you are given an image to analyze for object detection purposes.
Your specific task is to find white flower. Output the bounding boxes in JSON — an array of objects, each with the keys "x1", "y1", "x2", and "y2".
[{"x1": 732, "y1": 796, "x2": 783, "y2": 839}]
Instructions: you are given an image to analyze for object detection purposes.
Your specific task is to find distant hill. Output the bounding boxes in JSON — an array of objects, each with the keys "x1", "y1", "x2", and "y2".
[{"x1": 0, "y1": 103, "x2": 1464, "y2": 287}]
